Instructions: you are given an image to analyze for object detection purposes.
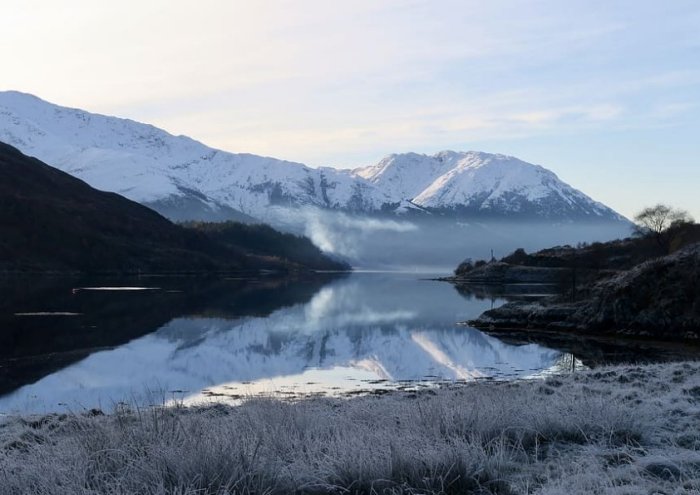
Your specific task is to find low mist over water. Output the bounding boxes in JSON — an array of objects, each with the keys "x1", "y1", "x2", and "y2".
[{"x1": 271, "y1": 207, "x2": 633, "y2": 269}]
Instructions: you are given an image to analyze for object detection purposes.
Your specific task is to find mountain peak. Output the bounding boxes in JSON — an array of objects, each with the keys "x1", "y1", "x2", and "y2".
[
  {"x1": 0, "y1": 90, "x2": 78, "y2": 117},
  {"x1": 0, "y1": 90, "x2": 43, "y2": 102},
  {"x1": 0, "y1": 92, "x2": 627, "y2": 224}
]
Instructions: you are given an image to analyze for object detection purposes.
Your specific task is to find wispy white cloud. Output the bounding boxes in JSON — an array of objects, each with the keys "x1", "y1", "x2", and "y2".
[{"x1": 649, "y1": 102, "x2": 697, "y2": 120}]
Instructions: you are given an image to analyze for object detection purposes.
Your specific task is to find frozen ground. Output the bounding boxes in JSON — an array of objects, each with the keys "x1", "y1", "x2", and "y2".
[{"x1": 1, "y1": 361, "x2": 699, "y2": 494}]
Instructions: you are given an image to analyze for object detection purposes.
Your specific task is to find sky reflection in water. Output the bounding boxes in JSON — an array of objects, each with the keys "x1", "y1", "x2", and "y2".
[{"x1": 0, "y1": 273, "x2": 564, "y2": 413}]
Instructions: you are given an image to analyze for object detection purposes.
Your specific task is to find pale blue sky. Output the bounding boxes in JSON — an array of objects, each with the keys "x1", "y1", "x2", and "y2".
[{"x1": 1, "y1": 0, "x2": 699, "y2": 218}]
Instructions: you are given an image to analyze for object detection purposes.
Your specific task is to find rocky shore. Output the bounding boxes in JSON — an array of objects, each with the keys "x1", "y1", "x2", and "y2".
[
  {"x1": 440, "y1": 262, "x2": 573, "y2": 284},
  {"x1": 468, "y1": 243, "x2": 700, "y2": 341}
]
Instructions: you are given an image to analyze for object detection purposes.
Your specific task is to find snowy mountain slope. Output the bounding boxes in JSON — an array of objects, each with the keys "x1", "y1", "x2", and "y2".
[
  {"x1": 0, "y1": 91, "x2": 390, "y2": 221},
  {"x1": 357, "y1": 150, "x2": 625, "y2": 220},
  {"x1": 0, "y1": 91, "x2": 625, "y2": 223},
  {"x1": 354, "y1": 151, "x2": 458, "y2": 201}
]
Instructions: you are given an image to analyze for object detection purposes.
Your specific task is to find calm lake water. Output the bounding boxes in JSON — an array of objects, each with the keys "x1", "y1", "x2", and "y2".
[{"x1": 0, "y1": 272, "x2": 695, "y2": 414}]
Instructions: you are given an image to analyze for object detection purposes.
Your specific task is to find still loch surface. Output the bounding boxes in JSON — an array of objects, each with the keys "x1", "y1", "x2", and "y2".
[{"x1": 0, "y1": 272, "x2": 695, "y2": 414}]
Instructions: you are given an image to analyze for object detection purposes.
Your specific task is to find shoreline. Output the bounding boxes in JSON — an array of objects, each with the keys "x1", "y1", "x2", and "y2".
[
  {"x1": 467, "y1": 322, "x2": 700, "y2": 367},
  {"x1": 452, "y1": 243, "x2": 700, "y2": 343},
  {"x1": 1, "y1": 361, "x2": 699, "y2": 494}
]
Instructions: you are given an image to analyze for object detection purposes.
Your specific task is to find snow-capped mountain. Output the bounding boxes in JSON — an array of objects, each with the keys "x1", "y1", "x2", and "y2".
[
  {"x1": 355, "y1": 150, "x2": 622, "y2": 220},
  {"x1": 0, "y1": 91, "x2": 388, "y2": 222},
  {"x1": 0, "y1": 91, "x2": 625, "y2": 223}
]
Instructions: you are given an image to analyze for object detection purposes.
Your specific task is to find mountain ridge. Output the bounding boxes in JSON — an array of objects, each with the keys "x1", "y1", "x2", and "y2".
[{"x1": 0, "y1": 90, "x2": 626, "y2": 224}]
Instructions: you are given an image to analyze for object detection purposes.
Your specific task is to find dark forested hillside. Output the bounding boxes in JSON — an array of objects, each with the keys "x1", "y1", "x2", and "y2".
[
  {"x1": 0, "y1": 142, "x2": 344, "y2": 273},
  {"x1": 182, "y1": 221, "x2": 349, "y2": 271},
  {"x1": 455, "y1": 222, "x2": 700, "y2": 278}
]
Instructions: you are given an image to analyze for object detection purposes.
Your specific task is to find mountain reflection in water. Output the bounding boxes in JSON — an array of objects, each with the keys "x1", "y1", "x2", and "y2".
[{"x1": 0, "y1": 273, "x2": 565, "y2": 413}]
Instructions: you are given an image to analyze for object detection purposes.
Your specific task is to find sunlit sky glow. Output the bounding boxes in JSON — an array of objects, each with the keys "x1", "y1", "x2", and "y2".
[{"x1": 2, "y1": 0, "x2": 699, "y2": 218}]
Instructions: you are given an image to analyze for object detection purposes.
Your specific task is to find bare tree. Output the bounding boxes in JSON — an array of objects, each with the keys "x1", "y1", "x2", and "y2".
[
  {"x1": 634, "y1": 204, "x2": 693, "y2": 235},
  {"x1": 634, "y1": 204, "x2": 694, "y2": 252}
]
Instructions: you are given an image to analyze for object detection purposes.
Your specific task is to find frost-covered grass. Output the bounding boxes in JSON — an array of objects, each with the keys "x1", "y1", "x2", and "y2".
[{"x1": 2, "y1": 361, "x2": 700, "y2": 494}]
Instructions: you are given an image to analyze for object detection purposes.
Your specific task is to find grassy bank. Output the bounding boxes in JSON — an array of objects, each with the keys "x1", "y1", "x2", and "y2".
[{"x1": 2, "y1": 361, "x2": 699, "y2": 494}]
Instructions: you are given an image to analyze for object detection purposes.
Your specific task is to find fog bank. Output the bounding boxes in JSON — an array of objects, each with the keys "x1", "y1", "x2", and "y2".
[{"x1": 268, "y1": 207, "x2": 633, "y2": 270}]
